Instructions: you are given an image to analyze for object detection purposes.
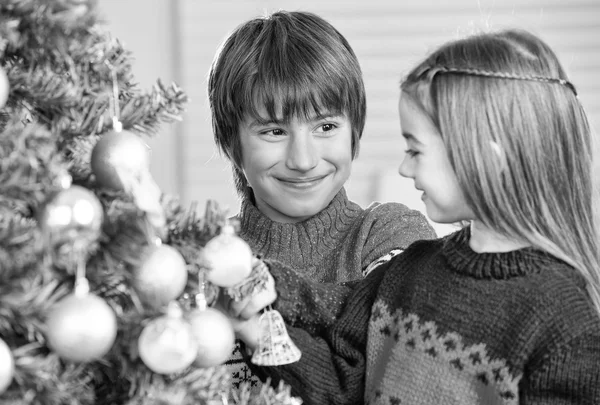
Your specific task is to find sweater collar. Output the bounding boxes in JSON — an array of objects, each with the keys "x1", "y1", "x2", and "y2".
[
  {"x1": 235, "y1": 188, "x2": 362, "y2": 265},
  {"x1": 442, "y1": 226, "x2": 560, "y2": 279}
]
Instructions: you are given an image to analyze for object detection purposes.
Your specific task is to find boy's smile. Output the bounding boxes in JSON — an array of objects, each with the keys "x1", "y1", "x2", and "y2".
[
  {"x1": 276, "y1": 174, "x2": 329, "y2": 189},
  {"x1": 239, "y1": 109, "x2": 352, "y2": 223}
]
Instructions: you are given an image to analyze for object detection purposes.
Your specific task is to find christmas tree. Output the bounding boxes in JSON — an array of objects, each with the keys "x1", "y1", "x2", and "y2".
[{"x1": 0, "y1": 1, "x2": 299, "y2": 403}]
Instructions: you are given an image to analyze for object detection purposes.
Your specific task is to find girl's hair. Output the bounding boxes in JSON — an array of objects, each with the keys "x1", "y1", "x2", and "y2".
[
  {"x1": 401, "y1": 28, "x2": 600, "y2": 314},
  {"x1": 208, "y1": 10, "x2": 366, "y2": 197}
]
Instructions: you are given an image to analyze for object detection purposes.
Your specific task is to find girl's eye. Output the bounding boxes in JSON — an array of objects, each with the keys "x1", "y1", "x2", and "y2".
[{"x1": 404, "y1": 149, "x2": 419, "y2": 157}]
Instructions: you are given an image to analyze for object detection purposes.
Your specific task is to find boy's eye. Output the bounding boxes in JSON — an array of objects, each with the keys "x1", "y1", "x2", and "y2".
[
  {"x1": 261, "y1": 128, "x2": 285, "y2": 136},
  {"x1": 404, "y1": 148, "x2": 419, "y2": 157},
  {"x1": 316, "y1": 123, "x2": 337, "y2": 133}
]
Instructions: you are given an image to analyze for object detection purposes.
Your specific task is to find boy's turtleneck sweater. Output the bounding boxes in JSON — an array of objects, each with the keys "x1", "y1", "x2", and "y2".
[
  {"x1": 226, "y1": 188, "x2": 436, "y2": 392},
  {"x1": 260, "y1": 227, "x2": 600, "y2": 405},
  {"x1": 236, "y1": 188, "x2": 435, "y2": 282}
]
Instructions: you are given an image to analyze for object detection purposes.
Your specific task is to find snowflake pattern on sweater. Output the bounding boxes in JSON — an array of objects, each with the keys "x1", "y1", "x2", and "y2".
[{"x1": 225, "y1": 342, "x2": 260, "y2": 390}]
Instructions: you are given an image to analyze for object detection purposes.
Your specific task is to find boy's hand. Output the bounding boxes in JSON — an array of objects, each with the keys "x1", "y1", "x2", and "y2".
[
  {"x1": 229, "y1": 313, "x2": 263, "y2": 351},
  {"x1": 214, "y1": 284, "x2": 275, "y2": 351},
  {"x1": 227, "y1": 270, "x2": 277, "y2": 320}
]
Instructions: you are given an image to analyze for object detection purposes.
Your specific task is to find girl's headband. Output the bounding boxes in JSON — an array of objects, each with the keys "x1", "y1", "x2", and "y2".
[{"x1": 415, "y1": 65, "x2": 577, "y2": 96}]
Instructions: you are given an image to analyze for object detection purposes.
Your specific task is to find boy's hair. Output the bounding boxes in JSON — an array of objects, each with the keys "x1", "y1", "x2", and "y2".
[
  {"x1": 401, "y1": 28, "x2": 600, "y2": 314},
  {"x1": 208, "y1": 10, "x2": 366, "y2": 196}
]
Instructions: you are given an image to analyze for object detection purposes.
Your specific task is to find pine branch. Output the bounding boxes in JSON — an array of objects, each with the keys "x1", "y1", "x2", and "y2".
[
  {"x1": 0, "y1": 119, "x2": 68, "y2": 214},
  {"x1": 6, "y1": 344, "x2": 96, "y2": 405},
  {"x1": 0, "y1": 1, "x2": 302, "y2": 403}
]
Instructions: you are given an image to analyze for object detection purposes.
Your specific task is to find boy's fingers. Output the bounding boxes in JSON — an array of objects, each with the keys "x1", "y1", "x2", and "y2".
[
  {"x1": 229, "y1": 296, "x2": 251, "y2": 318},
  {"x1": 229, "y1": 271, "x2": 277, "y2": 319},
  {"x1": 234, "y1": 314, "x2": 262, "y2": 350},
  {"x1": 238, "y1": 287, "x2": 277, "y2": 320}
]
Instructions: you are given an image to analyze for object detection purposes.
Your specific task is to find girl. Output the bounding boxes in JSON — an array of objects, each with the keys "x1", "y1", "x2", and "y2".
[{"x1": 230, "y1": 28, "x2": 600, "y2": 404}]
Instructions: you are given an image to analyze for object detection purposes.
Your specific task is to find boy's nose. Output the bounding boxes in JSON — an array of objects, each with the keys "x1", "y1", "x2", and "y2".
[{"x1": 286, "y1": 135, "x2": 318, "y2": 172}]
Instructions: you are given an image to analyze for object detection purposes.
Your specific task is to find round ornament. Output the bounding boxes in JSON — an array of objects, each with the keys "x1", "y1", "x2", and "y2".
[
  {"x1": 133, "y1": 243, "x2": 188, "y2": 309},
  {"x1": 0, "y1": 337, "x2": 14, "y2": 394},
  {"x1": 138, "y1": 304, "x2": 197, "y2": 374},
  {"x1": 45, "y1": 292, "x2": 117, "y2": 362},
  {"x1": 0, "y1": 67, "x2": 9, "y2": 109},
  {"x1": 90, "y1": 130, "x2": 151, "y2": 191},
  {"x1": 188, "y1": 307, "x2": 235, "y2": 368},
  {"x1": 202, "y1": 224, "x2": 252, "y2": 288},
  {"x1": 37, "y1": 185, "x2": 103, "y2": 250}
]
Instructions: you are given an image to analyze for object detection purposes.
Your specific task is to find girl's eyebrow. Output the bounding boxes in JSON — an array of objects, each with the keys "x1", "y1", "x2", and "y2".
[{"x1": 402, "y1": 131, "x2": 423, "y2": 145}]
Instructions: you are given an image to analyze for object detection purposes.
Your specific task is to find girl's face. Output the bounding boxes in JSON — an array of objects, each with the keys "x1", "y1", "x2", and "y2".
[
  {"x1": 398, "y1": 95, "x2": 475, "y2": 224},
  {"x1": 238, "y1": 106, "x2": 353, "y2": 223}
]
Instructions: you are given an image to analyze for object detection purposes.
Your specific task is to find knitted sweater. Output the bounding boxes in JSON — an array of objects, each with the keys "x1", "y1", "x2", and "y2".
[
  {"x1": 225, "y1": 188, "x2": 436, "y2": 394},
  {"x1": 261, "y1": 226, "x2": 600, "y2": 405}
]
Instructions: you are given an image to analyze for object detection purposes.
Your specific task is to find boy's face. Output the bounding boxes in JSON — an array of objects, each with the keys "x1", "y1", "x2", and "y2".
[{"x1": 239, "y1": 107, "x2": 353, "y2": 223}]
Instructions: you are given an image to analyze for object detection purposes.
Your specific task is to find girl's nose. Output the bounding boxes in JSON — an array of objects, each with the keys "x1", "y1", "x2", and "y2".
[{"x1": 398, "y1": 156, "x2": 413, "y2": 178}]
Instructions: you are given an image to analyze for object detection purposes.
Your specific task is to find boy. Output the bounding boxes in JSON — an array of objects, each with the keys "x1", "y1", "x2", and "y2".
[{"x1": 207, "y1": 10, "x2": 435, "y2": 394}]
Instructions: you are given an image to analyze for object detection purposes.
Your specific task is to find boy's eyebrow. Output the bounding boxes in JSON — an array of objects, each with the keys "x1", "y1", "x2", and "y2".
[
  {"x1": 247, "y1": 117, "x2": 284, "y2": 128},
  {"x1": 313, "y1": 113, "x2": 342, "y2": 120},
  {"x1": 246, "y1": 112, "x2": 343, "y2": 128}
]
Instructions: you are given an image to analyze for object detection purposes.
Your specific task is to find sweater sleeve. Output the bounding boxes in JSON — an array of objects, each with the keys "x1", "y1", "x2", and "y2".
[
  {"x1": 522, "y1": 333, "x2": 600, "y2": 404},
  {"x1": 358, "y1": 202, "x2": 436, "y2": 275},
  {"x1": 268, "y1": 259, "x2": 355, "y2": 336},
  {"x1": 259, "y1": 261, "x2": 389, "y2": 405}
]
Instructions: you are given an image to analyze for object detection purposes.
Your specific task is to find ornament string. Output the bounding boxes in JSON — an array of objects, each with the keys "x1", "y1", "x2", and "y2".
[
  {"x1": 195, "y1": 271, "x2": 208, "y2": 311},
  {"x1": 73, "y1": 239, "x2": 90, "y2": 297},
  {"x1": 104, "y1": 60, "x2": 122, "y2": 132}
]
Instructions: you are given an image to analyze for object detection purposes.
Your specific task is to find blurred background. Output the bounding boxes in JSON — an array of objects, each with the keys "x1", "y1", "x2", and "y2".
[{"x1": 98, "y1": 0, "x2": 599, "y2": 235}]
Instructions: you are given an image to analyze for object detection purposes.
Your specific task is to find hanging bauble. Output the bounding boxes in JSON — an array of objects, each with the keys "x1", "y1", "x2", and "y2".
[
  {"x1": 90, "y1": 130, "x2": 150, "y2": 190},
  {"x1": 188, "y1": 307, "x2": 235, "y2": 368},
  {"x1": 45, "y1": 291, "x2": 117, "y2": 362},
  {"x1": 133, "y1": 241, "x2": 188, "y2": 309},
  {"x1": 138, "y1": 302, "x2": 197, "y2": 374},
  {"x1": 201, "y1": 224, "x2": 252, "y2": 288},
  {"x1": 37, "y1": 185, "x2": 103, "y2": 251},
  {"x1": 0, "y1": 337, "x2": 14, "y2": 394},
  {"x1": 0, "y1": 67, "x2": 9, "y2": 109},
  {"x1": 90, "y1": 130, "x2": 165, "y2": 231}
]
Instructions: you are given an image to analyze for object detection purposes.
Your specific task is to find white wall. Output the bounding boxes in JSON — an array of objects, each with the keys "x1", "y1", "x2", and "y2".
[
  {"x1": 97, "y1": 0, "x2": 182, "y2": 197},
  {"x1": 99, "y1": 0, "x2": 600, "y2": 233}
]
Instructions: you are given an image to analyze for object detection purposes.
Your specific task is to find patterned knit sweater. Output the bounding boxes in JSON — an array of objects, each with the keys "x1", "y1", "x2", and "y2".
[
  {"x1": 225, "y1": 188, "x2": 436, "y2": 395},
  {"x1": 259, "y1": 226, "x2": 600, "y2": 405}
]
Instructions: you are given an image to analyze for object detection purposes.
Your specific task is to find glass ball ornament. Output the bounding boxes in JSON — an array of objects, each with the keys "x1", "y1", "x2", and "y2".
[
  {"x1": 188, "y1": 307, "x2": 235, "y2": 368},
  {"x1": 90, "y1": 130, "x2": 151, "y2": 190},
  {"x1": 202, "y1": 224, "x2": 253, "y2": 288},
  {"x1": 138, "y1": 303, "x2": 198, "y2": 374},
  {"x1": 45, "y1": 291, "x2": 117, "y2": 362},
  {"x1": 0, "y1": 337, "x2": 14, "y2": 394},
  {"x1": 133, "y1": 242, "x2": 188, "y2": 309},
  {"x1": 37, "y1": 185, "x2": 103, "y2": 250}
]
